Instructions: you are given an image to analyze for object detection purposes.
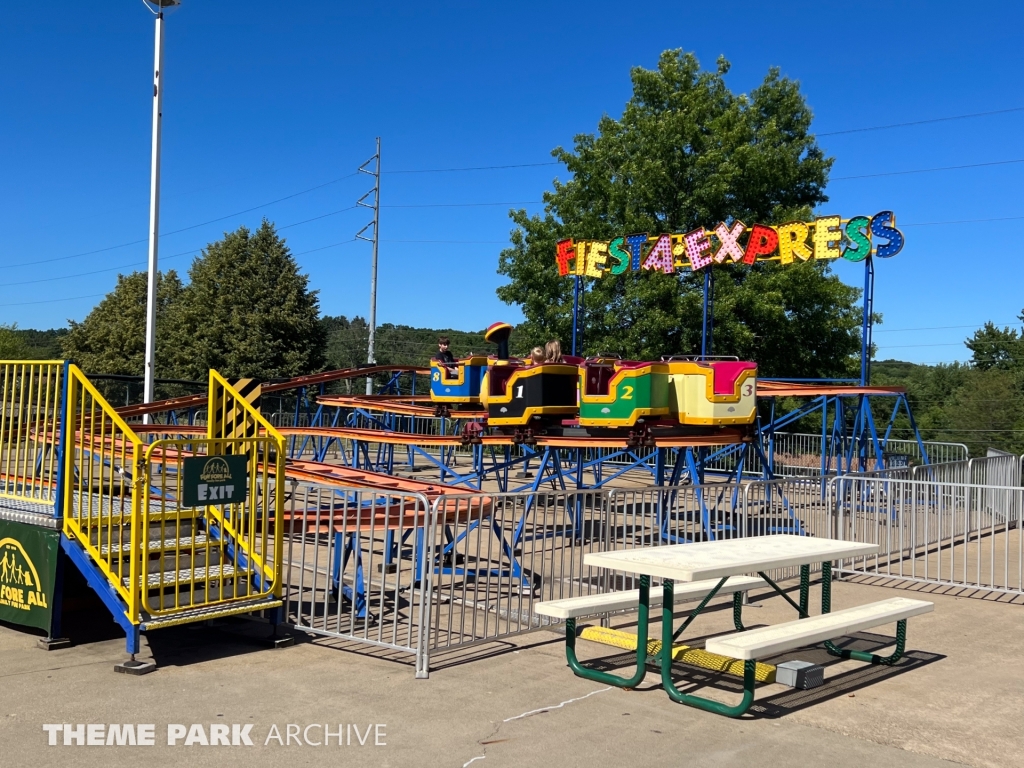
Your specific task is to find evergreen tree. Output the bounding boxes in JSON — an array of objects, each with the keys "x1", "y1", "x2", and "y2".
[
  {"x1": 168, "y1": 220, "x2": 326, "y2": 381},
  {"x1": 62, "y1": 271, "x2": 183, "y2": 376},
  {"x1": 965, "y1": 317, "x2": 1023, "y2": 371}
]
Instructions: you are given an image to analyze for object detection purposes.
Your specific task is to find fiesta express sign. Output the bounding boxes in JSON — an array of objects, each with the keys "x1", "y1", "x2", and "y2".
[{"x1": 555, "y1": 211, "x2": 904, "y2": 278}]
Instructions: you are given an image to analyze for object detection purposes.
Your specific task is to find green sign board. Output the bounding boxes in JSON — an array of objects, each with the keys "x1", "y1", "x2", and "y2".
[
  {"x1": 182, "y1": 455, "x2": 249, "y2": 508},
  {"x1": 0, "y1": 520, "x2": 60, "y2": 632}
]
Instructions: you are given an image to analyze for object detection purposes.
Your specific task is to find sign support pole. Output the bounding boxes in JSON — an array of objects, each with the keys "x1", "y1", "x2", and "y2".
[
  {"x1": 571, "y1": 275, "x2": 581, "y2": 357},
  {"x1": 860, "y1": 256, "x2": 875, "y2": 386},
  {"x1": 701, "y1": 269, "x2": 714, "y2": 358}
]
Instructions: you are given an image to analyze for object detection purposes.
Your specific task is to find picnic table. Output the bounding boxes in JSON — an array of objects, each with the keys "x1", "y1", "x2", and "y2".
[{"x1": 537, "y1": 534, "x2": 933, "y2": 717}]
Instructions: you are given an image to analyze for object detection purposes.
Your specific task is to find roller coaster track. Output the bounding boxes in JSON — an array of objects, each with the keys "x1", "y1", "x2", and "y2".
[
  {"x1": 756, "y1": 381, "x2": 905, "y2": 397},
  {"x1": 129, "y1": 423, "x2": 750, "y2": 450},
  {"x1": 113, "y1": 365, "x2": 429, "y2": 419}
]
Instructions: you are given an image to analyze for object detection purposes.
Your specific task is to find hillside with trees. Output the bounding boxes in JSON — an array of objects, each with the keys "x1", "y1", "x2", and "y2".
[{"x1": 870, "y1": 311, "x2": 1024, "y2": 457}]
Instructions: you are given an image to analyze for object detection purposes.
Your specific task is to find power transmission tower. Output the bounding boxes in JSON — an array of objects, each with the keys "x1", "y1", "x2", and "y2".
[{"x1": 356, "y1": 138, "x2": 381, "y2": 396}]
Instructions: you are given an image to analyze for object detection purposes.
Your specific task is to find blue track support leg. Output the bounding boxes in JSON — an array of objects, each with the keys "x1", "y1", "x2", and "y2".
[
  {"x1": 414, "y1": 527, "x2": 426, "y2": 583},
  {"x1": 331, "y1": 532, "x2": 368, "y2": 618},
  {"x1": 685, "y1": 450, "x2": 716, "y2": 541},
  {"x1": 384, "y1": 530, "x2": 397, "y2": 567}
]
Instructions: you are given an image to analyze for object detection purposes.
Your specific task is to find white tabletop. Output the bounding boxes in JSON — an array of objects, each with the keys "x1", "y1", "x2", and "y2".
[{"x1": 583, "y1": 535, "x2": 878, "y2": 582}]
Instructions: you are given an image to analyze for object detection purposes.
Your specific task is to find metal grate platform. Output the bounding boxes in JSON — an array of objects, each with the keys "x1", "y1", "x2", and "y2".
[{"x1": 0, "y1": 496, "x2": 59, "y2": 528}]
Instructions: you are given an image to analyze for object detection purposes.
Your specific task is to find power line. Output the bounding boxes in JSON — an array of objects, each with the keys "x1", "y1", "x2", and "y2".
[
  {"x1": 9, "y1": 102, "x2": 1022, "y2": 278},
  {"x1": 879, "y1": 340, "x2": 1021, "y2": 349},
  {"x1": 2, "y1": 247, "x2": 202, "y2": 287},
  {"x1": 2, "y1": 208, "x2": 369, "y2": 287},
  {"x1": 0, "y1": 173, "x2": 360, "y2": 271},
  {"x1": 832, "y1": 158, "x2": 1024, "y2": 181},
  {"x1": 2, "y1": 292, "x2": 107, "y2": 307},
  {"x1": 818, "y1": 107, "x2": 1024, "y2": 137},
  {"x1": 293, "y1": 238, "x2": 358, "y2": 257},
  {"x1": 875, "y1": 322, "x2": 1020, "y2": 334},
  {"x1": 278, "y1": 206, "x2": 357, "y2": 230},
  {"x1": 381, "y1": 238, "x2": 507, "y2": 244},
  {"x1": 384, "y1": 162, "x2": 558, "y2": 174},
  {"x1": 382, "y1": 201, "x2": 543, "y2": 208},
  {"x1": 899, "y1": 215, "x2": 1024, "y2": 227}
]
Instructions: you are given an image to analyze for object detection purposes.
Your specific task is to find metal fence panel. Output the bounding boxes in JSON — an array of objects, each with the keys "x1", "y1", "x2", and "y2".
[
  {"x1": 425, "y1": 490, "x2": 608, "y2": 655},
  {"x1": 832, "y1": 476, "x2": 1023, "y2": 596},
  {"x1": 282, "y1": 485, "x2": 435, "y2": 678},
  {"x1": 702, "y1": 432, "x2": 970, "y2": 479}
]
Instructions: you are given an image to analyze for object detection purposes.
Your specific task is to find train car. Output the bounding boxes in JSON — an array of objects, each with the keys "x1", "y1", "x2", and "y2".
[
  {"x1": 482, "y1": 361, "x2": 578, "y2": 428},
  {"x1": 430, "y1": 355, "x2": 488, "y2": 406},
  {"x1": 578, "y1": 358, "x2": 671, "y2": 428},
  {"x1": 665, "y1": 358, "x2": 757, "y2": 426}
]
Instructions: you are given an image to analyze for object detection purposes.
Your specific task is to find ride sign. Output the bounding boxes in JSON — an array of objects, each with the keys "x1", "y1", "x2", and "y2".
[
  {"x1": 182, "y1": 455, "x2": 248, "y2": 507},
  {"x1": 555, "y1": 211, "x2": 904, "y2": 277}
]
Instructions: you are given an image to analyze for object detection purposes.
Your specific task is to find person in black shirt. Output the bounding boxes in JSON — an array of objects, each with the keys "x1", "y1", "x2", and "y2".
[
  {"x1": 435, "y1": 336, "x2": 457, "y2": 377},
  {"x1": 436, "y1": 336, "x2": 455, "y2": 364}
]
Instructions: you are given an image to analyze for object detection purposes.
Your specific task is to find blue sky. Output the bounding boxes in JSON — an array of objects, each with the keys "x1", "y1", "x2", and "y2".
[{"x1": 0, "y1": 0, "x2": 1021, "y2": 365}]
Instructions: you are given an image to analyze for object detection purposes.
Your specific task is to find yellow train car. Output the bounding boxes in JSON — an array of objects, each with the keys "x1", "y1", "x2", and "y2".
[{"x1": 666, "y1": 359, "x2": 757, "y2": 426}]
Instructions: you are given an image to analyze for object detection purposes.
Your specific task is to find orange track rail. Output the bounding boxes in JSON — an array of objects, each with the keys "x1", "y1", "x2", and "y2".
[
  {"x1": 316, "y1": 394, "x2": 485, "y2": 418},
  {"x1": 114, "y1": 365, "x2": 429, "y2": 419},
  {"x1": 756, "y1": 380, "x2": 905, "y2": 397},
  {"x1": 128, "y1": 423, "x2": 749, "y2": 449}
]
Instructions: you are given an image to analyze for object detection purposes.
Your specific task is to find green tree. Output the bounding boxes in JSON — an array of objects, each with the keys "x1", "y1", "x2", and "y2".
[
  {"x1": 497, "y1": 49, "x2": 862, "y2": 376},
  {"x1": 169, "y1": 220, "x2": 326, "y2": 380},
  {"x1": 941, "y1": 369, "x2": 1024, "y2": 456},
  {"x1": 62, "y1": 271, "x2": 184, "y2": 376},
  {"x1": 965, "y1": 317, "x2": 1022, "y2": 371},
  {"x1": 0, "y1": 324, "x2": 31, "y2": 360}
]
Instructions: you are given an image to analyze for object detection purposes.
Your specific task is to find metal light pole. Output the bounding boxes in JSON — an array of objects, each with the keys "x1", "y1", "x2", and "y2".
[
  {"x1": 142, "y1": 0, "x2": 178, "y2": 421},
  {"x1": 356, "y1": 138, "x2": 381, "y2": 396}
]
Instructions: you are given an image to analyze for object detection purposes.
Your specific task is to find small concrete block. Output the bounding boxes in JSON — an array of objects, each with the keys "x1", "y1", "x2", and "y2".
[
  {"x1": 776, "y1": 660, "x2": 824, "y2": 689},
  {"x1": 377, "y1": 562, "x2": 398, "y2": 574},
  {"x1": 270, "y1": 634, "x2": 295, "y2": 649},
  {"x1": 36, "y1": 637, "x2": 72, "y2": 651},
  {"x1": 114, "y1": 659, "x2": 156, "y2": 676}
]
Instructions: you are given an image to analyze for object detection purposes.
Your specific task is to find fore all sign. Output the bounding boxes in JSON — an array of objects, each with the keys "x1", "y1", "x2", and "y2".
[{"x1": 182, "y1": 455, "x2": 248, "y2": 508}]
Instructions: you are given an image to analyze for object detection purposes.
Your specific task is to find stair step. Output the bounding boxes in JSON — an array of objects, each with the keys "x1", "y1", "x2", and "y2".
[
  {"x1": 73, "y1": 511, "x2": 200, "y2": 527},
  {"x1": 125, "y1": 564, "x2": 237, "y2": 589},
  {"x1": 141, "y1": 580, "x2": 254, "y2": 610},
  {"x1": 140, "y1": 597, "x2": 283, "y2": 630},
  {"x1": 101, "y1": 534, "x2": 209, "y2": 557},
  {"x1": 87, "y1": 519, "x2": 196, "y2": 545}
]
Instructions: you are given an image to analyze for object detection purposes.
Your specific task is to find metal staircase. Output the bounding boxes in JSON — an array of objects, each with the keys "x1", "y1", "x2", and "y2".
[{"x1": 60, "y1": 366, "x2": 285, "y2": 658}]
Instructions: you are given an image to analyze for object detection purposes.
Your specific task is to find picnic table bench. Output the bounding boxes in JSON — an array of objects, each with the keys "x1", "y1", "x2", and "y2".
[{"x1": 537, "y1": 535, "x2": 934, "y2": 717}]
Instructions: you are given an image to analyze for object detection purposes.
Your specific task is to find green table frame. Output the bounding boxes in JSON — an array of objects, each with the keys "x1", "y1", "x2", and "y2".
[{"x1": 563, "y1": 561, "x2": 908, "y2": 717}]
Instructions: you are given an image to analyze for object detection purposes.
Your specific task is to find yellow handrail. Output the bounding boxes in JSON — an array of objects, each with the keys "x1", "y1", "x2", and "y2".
[
  {"x1": 207, "y1": 370, "x2": 285, "y2": 599},
  {"x1": 61, "y1": 364, "x2": 142, "y2": 624}
]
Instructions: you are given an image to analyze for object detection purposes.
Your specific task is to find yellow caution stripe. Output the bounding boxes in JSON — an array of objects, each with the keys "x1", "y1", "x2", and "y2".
[{"x1": 579, "y1": 625, "x2": 776, "y2": 684}]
